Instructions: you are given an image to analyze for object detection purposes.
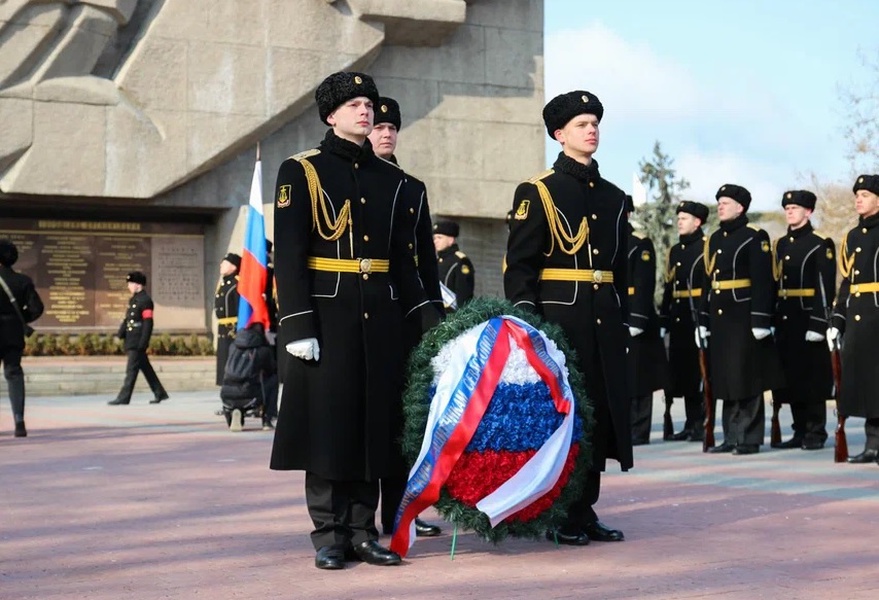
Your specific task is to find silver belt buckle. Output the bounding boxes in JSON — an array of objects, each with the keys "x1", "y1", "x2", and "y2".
[
  {"x1": 592, "y1": 269, "x2": 603, "y2": 283},
  {"x1": 359, "y1": 258, "x2": 372, "y2": 274}
]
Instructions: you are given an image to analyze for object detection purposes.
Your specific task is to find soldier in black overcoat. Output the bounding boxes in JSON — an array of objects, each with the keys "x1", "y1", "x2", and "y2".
[
  {"x1": 367, "y1": 96, "x2": 444, "y2": 538},
  {"x1": 0, "y1": 239, "x2": 44, "y2": 437},
  {"x1": 433, "y1": 220, "x2": 474, "y2": 310},
  {"x1": 269, "y1": 72, "x2": 437, "y2": 570},
  {"x1": 505, "y1": 90, "x2": 629, "y2": 546},
  {"x1": 214, "y1": 253, "x2": 240, "y2": 386},
  {"x1": 770, "y1": 190, "x2": 835, "y2": 450},
  {"x1": 659, "y1": 201, "x2": 709, "y2": 441},
  {"x1": 108, "y1": 271, "x2": 168, "y2": 405},
  {"x1": 699, "y1": 184, "x2": 783, "y2": 455},
  {"x1": 829, "y1": 175, "x2": 879, "y2": 463},
  {"x1": 626, "y1": 196, "x2": 670, "y2": 445}
]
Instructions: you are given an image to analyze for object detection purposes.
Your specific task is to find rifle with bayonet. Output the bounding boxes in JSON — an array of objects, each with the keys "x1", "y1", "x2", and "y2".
[
  {"x1": 819, "y1": 276, "x2": 846, "y2": 462},
  {"x1": 687, "y1": 280, "x2": 714, "y2": 451}
]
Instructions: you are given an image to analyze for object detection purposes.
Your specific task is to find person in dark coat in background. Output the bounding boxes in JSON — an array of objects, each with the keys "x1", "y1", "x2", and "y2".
[
  {"x1": 770, "y1": 190, "x2": 835, "y2": 451},
  {"x1": 829, "y1": 175, "x2": 879, "y2": 463},
  {"x1": 108, "y1": 271, "x2": 169, "y2": 406},
  {"x1": 269, "y1": 71, "x2": 437, "y2": 570},
  {"x1": 0, "y1": 239, "x2": 44, "y2": 437},
  {"x1": 626, "y1": 195, "x2": 670, "y2": 445},
  {"x1": 433, "y1": 219, "x2": 474, "y2": 310},
  {"x1": 214, "y1": 253, "x2": 240, "y2": 386},
  {"x1": 505, "y1": 90, "x2": 630, "y2": 546},
  {"x1": 659, "y1": 201, "x2": 710, "y2": 442},
  {"x1": 699, "y1": 184, "x2": 783, "y2": 455},
  {"x1": 367, "y1": 95, "x2": 444, "y2": 538}
]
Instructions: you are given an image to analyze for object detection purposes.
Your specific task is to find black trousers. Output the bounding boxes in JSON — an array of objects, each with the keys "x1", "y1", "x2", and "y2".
[
  {"x1": 1, "y1": 344, "x2": 25, "y2": 422},
  {"x1": 790, "y1": 401, "x2": 828, "y2": 443},
  {"x1": 562, "y1": 470, "x2": 601, "y2": 528},
  {"x1": 116, "y1": 349, "x2": 166, "y2": 402},
  {"x1": 720, "y1": 394, "x2": 765, "y2": 446},
  {"x1": 863, "y1": 418, "x2": 879, "y2": 451},
  {"x1": 380, "y1": 476, "x2": 406, "y2": 532},
  {"x1": 305, "y1": 471, "x2": 379, "y2": 549},
  {"x1": 683, "y1": 392, "x2": 705, "y2": 433},
  {"x1": 630, "y1": 395, "x2": 653, "y2": 444}
]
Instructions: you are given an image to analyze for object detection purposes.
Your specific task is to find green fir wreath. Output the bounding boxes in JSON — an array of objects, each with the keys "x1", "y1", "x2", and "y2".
[{"x1": 400, "y1": 296, "x2": 595, "y2": 543}]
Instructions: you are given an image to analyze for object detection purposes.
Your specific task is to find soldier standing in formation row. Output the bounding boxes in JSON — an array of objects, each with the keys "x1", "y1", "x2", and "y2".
[
  {"x1": 659, "y1": 201, "x2": 709, "y2": 442},
  {"x1": 830, "y1": 175, "x2": 879, "y2": 463},
  {"x1": 109, "y1": 271, "x2": 169, "y2": 406},
  {"x1": 367, "y1": 95, "x2": 443, "y2": 539},
  {"x1": 700, "y1": 185, "x2": 783, "y2": 455},
  {"x1": 626, "y1": 196, "x2": 669, "y2": 445},
  {"x1": 770, "y1": 191, "x2": 836, "y2": 450},
  {"x1": 433, "y1": 220, "x2": 475, "y2": 310},
  {"x1": 269, "y1": 71, "x2": 438, "y2": 570},
  {"x1": 214, "y1": 253, "x2": 240, "y2": 386},
  {"x1": 506, "y1": 90, "x2": 630, "y2": 546}
]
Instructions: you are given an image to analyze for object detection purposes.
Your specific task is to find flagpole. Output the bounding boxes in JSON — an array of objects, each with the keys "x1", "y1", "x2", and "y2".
[{"x1": 256, "y1": 141, "x2": 261, "y2": 162}]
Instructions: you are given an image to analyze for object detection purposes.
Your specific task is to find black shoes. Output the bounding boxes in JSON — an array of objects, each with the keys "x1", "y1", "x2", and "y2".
[
  {"x1": 314, "y1": 545, "x2": 346, "y2": 570},
  {"x1": 582, "y1": 520, "x2": 625, "y2": 542},
  {"x1": 708, "y1": 442, "x2": 734, "y2": 453},
  {"x1": 732, "y1": 444, "x2": 759, "y2": 455},
  {"x1": 348, "y1": 540, "x2": 401, "y2": 566},
  {"x1": 14, "y1": 421, "x2": 27, "y2": 438},
  {"x1": 261, "y1": 418, "x2": 274, "y2": 431},
  {"x1": 545, "y1": 527, "x2": 590, "y2": 546},
  {"x1": 107, "y1": 398, "x2": 130, "y2": 405},
  {"x1": 771, "y1": 437, "x2": 803, "y2": 450},
  {"x1": 847, "y1": 449, "x2": 879, "y2": 463},
  {"x1": 149, "y1": 392, "x2": 170, "y2": 404},
  {"x1": 415, "y1": 518, "x2": 442, "y2": 537},
  {"x1": 669, "y1": 429, "x2": 692, "y2": 441},
  {"x1": 801, "y1": 440, "x2": 825, "y2": 450}
]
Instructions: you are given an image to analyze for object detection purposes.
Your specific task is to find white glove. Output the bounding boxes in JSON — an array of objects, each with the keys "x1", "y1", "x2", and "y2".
[
  {"x1": 826, "y1": 327, "x2": 840, "y2": 351},
  {"x1": 752, "y1": 327, "x2": 771, "y2": 340},
  {"x1": 695, "y1": 326, "x2": 709, "y2": 346},
  {"x1": 286, "y1": 337, "x2": 320, "y2": 361},
  {"x1": 629, "y1": 326, "x2": 644, "y2": 337},
  {"x1": 805, "y1": 330, "x2": 825, "y2": 343},
  {"x1": 660, "y1": 327, "x2": 667, "y2": 338}
]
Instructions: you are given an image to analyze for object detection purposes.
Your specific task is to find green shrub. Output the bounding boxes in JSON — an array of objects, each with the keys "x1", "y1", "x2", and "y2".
[{"x1": 23, "y1": 333, "x2": 214, "y2": 356}]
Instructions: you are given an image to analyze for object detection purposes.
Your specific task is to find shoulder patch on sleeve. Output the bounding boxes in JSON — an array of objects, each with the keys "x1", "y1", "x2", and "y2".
[
  {"x1": 526, "y1": 168, "x2": 554, "y2": 184},
  {"x1": 276, "y1": 184, "x2": 292, "y2": 208},
  {"x1": 761, "y1": 240, "x2": 770, "y2": 252},
  {"x1": 461, "y1": 265, "x2": 471, "y2": 275},
  {"x1": 290, "y1": 148, "x2": 320, "y2": 161},
  {"x1": 640, "y1": 249, "x2": 651, "y2": 262},
  {"x1": 514, "y1": 198, "x2": 531, "y2": 220},
  {"x1": 826, "y1": 246, "x2": 834, "y2": 260}
]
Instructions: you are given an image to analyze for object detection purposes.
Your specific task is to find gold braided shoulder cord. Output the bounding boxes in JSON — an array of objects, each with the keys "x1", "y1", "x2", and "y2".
[
  {"x1": 838, "y1": 234, "x2": 855, "y2": 280},
  {"x1": 703, "y1": 234, "x2": 716, "y2": 276},
  {"x1": 771, "y1": 238, "x2": 782, "y2": 282},
  {"x1": 664, "y1": 250, "x2": 676, "y2": 284},
  {"x1": 535, "y1": 180, "x2": 588, "y2": 256},
  {"x1": 297, "y1": 158, "x2": 352, "y2": 246}
]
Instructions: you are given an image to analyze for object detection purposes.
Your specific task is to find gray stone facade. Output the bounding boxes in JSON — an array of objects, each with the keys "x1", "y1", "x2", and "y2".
[{"x1": 0, "y1": 0, "x2": 544, "y2": 330}]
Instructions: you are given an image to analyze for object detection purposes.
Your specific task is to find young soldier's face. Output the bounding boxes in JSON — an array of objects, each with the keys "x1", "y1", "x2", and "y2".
[
  {"x1": 327, "y1": 97, "x2": 374, "y2": 139},
  {"x1": 127, "y1": 282, "x2": 139, "y2": 294},
  {"x1": 555, "y1": 114, "x2": 599, "y2": 157},
  {"x1": 676, "y1": 212, "x2": 701, "y2": 235},
  {"x1": 716, "y1": 196, "x2": 744, "y2": 222},
  {"x1": 219, "y1": 259, "x2": 237, "y2": 277},
  {"x1": 368, "y1": 123, "x2": 398, "y2": 159},
  {"x1": 784, "y1": 204, "x2": 811, "y2": 227},
  {"x1": 855, "y1": 189, "x2": 879, "y2": 217},
  {"x1": 433, "y1": 234, "x2": 454, "y2": 253}
]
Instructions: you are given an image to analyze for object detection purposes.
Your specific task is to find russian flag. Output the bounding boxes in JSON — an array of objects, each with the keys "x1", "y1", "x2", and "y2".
[{"x1": 237, "y1": 152, "x2": 270, "y2": 331}]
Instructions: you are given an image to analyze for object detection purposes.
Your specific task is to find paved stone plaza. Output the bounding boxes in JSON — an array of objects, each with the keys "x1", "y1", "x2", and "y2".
[{"x1": 2, "y1": 392, "x2": 877, "y2": 599}]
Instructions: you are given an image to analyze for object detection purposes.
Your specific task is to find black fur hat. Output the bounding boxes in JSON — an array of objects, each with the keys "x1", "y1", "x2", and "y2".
[
  {"x1": 223, "y1": 253, "x2": 241, "y2": 269},
  {"x1": 374, "y1": 96, "x2": 401, "y2": 130},
  {"x1": 542, "y1": 90, "x2": 604, "y2": 138},
  {"x1": 315, "y1": 71, "x2": 380, "y2": 125},
  {"x1": 433, "y1": 220, "x2": 460, "y2": 237},
  {"x1": 853, "y1": 174, "x2": 879, "y2": 196},
  {"x1": 715, "y1": 184, "x2": 752, "y2": 211},
  {"x1": 677, "y1": 201, "x2": 709, "y2": 222},
  {"x1": 0, "y1": 239, "x2": 18, "y2": 267},
  {"x1": 781, "y1": 190, "x2": 817, "y2": 210},
  {"x1": 127, "y1": 271, "x2": 147, "y2": 286}
]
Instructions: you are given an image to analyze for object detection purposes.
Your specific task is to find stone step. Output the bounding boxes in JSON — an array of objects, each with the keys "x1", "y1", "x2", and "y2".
[{"x1": 12, "y1": 357, "x2": 216, "y2": 397}]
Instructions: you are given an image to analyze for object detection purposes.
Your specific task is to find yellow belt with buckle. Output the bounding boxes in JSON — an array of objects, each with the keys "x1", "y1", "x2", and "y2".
[
  {"x1": 711, "y1": 278, "x2": 751, "y2": 290},
  {"x1": 672, "y1": 289, "x2": 702, "y2": 298},
  {"x1": 850, "y1": 282, "x2": 879, "y2": 294},
  {"x1": 218, "y1": 317, "x2": 238, "y2": 325},
  {"x1": 307, "y1": 256, "x2": 390, "y2": 274},
  {"x1": 778, "y1": 288, "x2": 815, "y2": 298},
  {"x1": 539, "y1": 268, "x2": 614, "y2": 283}
]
